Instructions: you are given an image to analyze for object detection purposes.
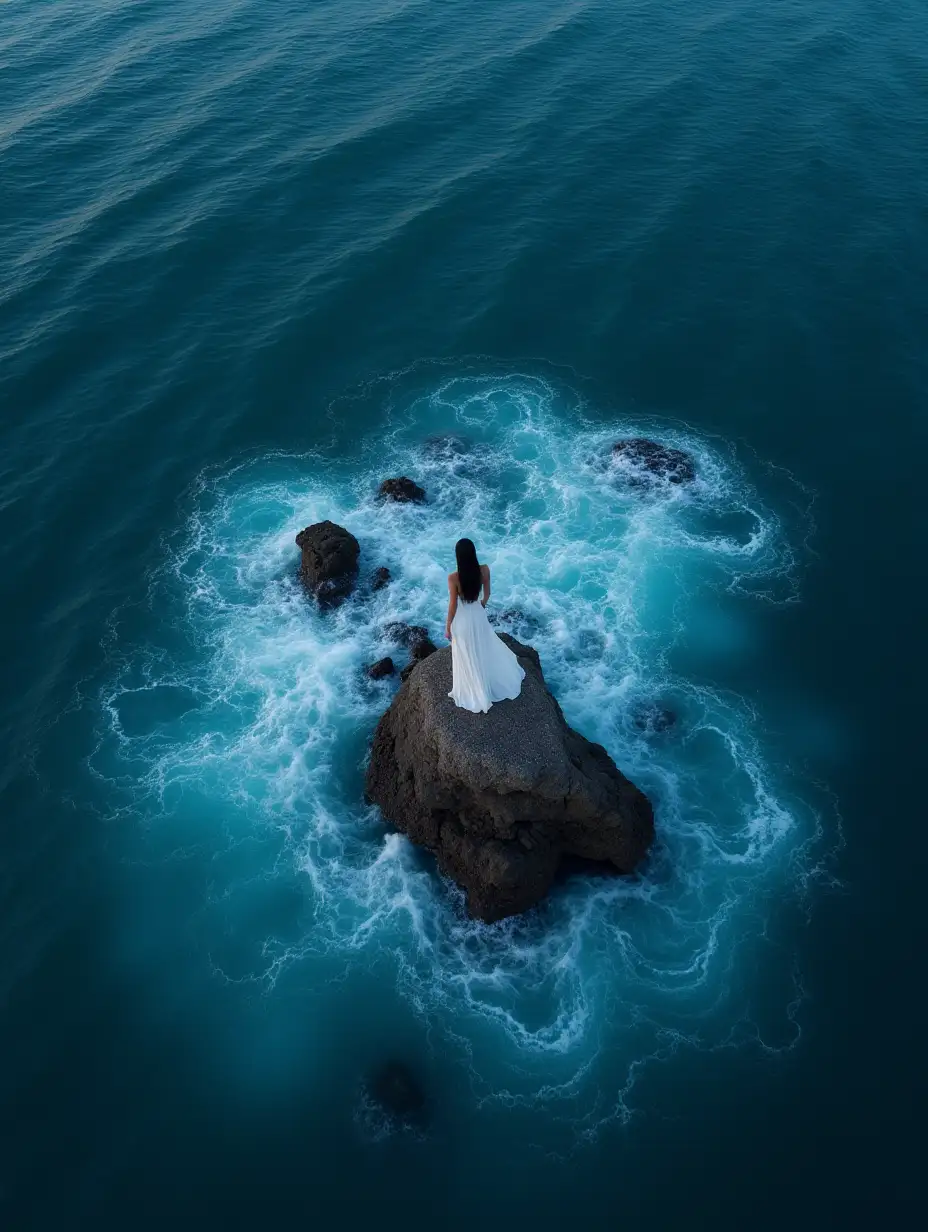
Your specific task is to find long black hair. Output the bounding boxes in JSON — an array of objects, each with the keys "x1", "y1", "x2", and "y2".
[{"x1": 455, "y1": 538, "x2": 482, "y2": 601}]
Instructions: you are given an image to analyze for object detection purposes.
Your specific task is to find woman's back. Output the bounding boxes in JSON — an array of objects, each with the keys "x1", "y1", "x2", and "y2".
[
  {"x1": 446, "y1": 541, "x2": 524, "y2": 713},
  {"x1": 450, "y1": 562, "x2": 489, "y2": 603}
]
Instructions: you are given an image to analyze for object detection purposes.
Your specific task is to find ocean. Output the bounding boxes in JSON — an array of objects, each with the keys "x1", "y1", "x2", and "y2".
[{"x1": 1, "y1": 1, "x2": 924, "y2": 1227}]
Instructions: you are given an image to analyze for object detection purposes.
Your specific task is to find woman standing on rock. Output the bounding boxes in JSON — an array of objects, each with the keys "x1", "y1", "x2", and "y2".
[{"x1": 445, "y1": 538, "x2": 525, "y2": 713}]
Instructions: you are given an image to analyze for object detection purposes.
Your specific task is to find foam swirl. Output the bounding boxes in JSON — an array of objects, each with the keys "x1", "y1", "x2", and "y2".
[{"x1": 94, "y1": 373, "x2": 830, "y2": 1134}]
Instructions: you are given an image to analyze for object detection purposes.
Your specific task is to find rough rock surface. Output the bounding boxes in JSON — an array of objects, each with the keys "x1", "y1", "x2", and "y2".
[
  {"x1": 400, "y1": 643, "x2": 439, "y2": 683},
  {"x1": 371, "y1": 566, "x2": 392, "y2": 591},
  {"x1": 612, "y1": 438, "x2": 696, "y2": 485},
  {"x1": 366, "y1": 637, "x2": 654, "y2": 922},
  {"x1": 378, "y1": 476, "x2": 426, "y2": 503},
  {"x1": 295, "y1": 520, "x2": 360, "y2": 605},
  {"x1": 399, "y1": 650, "x2": 436, "y2": 682}
]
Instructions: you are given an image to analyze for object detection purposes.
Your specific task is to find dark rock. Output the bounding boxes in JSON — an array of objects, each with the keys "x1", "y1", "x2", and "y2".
[
  {"x1": 295, "y1": 521, "x2": 360, "y2": 606},
  {"x1": 612, "y1": 438, "x2": 696, "y2": 485},
  {"x1": 371, "y1": 567, "x2": 392, "y2": 592},
  {"x1": 555, "y1": 852, "x2": 623, "y2": 884},
  {"x1": 386, "y1": 623, "x2": 437, "y2": 682},
  {"x1": 378, "y1": 477, "x2": 426, "y2": 504},
  {"x1": 399, "y1": 641, "x2": 438, "y2": 683},
  {"x1": 630, "y1": 702, "x2": 677, "y2": 734},
  {"x1": 366, "y1": 657, "x2": 396, "y2": 681},
  {"x1": 384, "y1": 623, "x2": 431, "y2": 650},
  {"x1": 366, "y1": 637, "x2": 654, "y2": 923},
  {"x1": 363, "y1": 1060, "x2": 428, "y2": 1130}
]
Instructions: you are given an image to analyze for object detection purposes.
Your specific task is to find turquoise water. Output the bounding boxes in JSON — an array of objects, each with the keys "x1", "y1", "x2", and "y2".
[{"x1": 1, "y1": 2, "x2": 924, "y2": 1228}]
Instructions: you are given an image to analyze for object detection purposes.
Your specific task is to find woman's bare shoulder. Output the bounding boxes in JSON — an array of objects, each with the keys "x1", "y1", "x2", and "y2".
[
  {"x1": 448, "y1": 571, "x2": 459, "y2": 587},
  {"x1": 480, "y1": 563, "x2": 490, "y2": 576}
]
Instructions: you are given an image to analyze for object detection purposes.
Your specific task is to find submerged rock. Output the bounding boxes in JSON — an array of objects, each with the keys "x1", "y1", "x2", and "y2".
[
  {"x1": 489, "y1": 607, "x2": 541, "y2": 635},
  {"x1": 362, "y1": 1060, "x2": 428, "y2": 1132},
  {"x1": 295, "y1": 521, "x2": 360, "y2": 606},
  {"x1": 612, "y1": 438, "x2": 696, "y2": 485},
  {"x1": 378, "y1": 476, "x2": 426, "y2": 504},
  {"x1": 423, "y1": 433, "x2": 471, "y2": 456},
  {"x1": 630, "y1": 701, "x2": 677, "y2": 734},
  {"x1": 371, "y1": 566, "x2": 392, "y2": 591},
  {"x1": 366, "y1": 637, "x2": 654, "y2": 922},
  {"x1": 384, "y1": 622, "x2": 430, "y2": 649},
  {"x1": 366, "y1": 657, "x2": 396, "y2": 681}
]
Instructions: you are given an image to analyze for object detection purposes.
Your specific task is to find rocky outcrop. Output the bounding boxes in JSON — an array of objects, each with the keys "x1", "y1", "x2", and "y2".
[
  {"x1": 381, "y1": 622, "x2": 439, "y2": 681},
  {"x1": 371, "y1": 567, "x2": 392, "y2": 591},
  {"x1": 612, "y1": 438, "x2": 695, "y2": 485},
  {"x1": 378, "y1": 477, "x2": 426, "y2": 503},
  {"x1": 380, "y1": 625, "x2": 434, "y2": 682},
  {"x1": 295, "y1": 521, "x2": 360, "y2": 605},
  {"x1": 366, "y1": 637, "x2": 654, "y2": 922},
  {"x1": 366, "y1": 657, "x2": 395, "y2": 681}
]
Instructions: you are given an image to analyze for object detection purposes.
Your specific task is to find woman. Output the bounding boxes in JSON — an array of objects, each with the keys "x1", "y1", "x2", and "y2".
[{"x1": 445, "y1": 538, "x2": 525, "y2": 713}]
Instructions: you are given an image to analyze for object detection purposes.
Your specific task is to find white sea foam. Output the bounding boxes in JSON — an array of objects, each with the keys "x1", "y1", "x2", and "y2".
[{"x1": 94, "y1": 373, "x2": 829, "y2": 1131}]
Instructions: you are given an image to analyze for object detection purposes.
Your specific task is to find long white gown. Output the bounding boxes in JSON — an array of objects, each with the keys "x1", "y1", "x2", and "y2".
[{"x1": 449, "y1": 599, "x2": 526, "y2": 713}]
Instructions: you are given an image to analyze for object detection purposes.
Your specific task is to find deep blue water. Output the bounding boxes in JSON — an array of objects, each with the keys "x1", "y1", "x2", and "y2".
[{"x1": 1, "y1": 1, "x2": 925, "y2": 1227}]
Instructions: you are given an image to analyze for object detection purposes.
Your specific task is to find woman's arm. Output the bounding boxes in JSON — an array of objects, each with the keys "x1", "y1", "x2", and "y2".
[
  {"x1": 445, "y1": 574, "x2": 458, "y2": 640},
  {"x1": 481, "y1": 564, "x2": 491, "y2": 608}
]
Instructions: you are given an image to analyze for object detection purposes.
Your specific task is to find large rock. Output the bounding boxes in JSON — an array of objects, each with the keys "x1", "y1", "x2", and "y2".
[
  {"x1": 295, "y1": 520, "x2": 360, "y2": 606},
  {"x1": 366, "y1": 637, "x2": 654, "y2": 922},
  {"x1": 612, "y1": 438, "x2": 695, "y2": 485}
]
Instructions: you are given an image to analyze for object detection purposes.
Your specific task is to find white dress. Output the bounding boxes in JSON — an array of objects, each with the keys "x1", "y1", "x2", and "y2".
[{"x1": 449, "y1": 599, "x2": 526, "y2": 713}]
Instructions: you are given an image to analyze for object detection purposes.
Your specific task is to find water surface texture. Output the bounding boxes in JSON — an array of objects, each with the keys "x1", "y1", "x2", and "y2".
[{"x1": 1, "y1": 2, "x2": 924, "y2": 1229}]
